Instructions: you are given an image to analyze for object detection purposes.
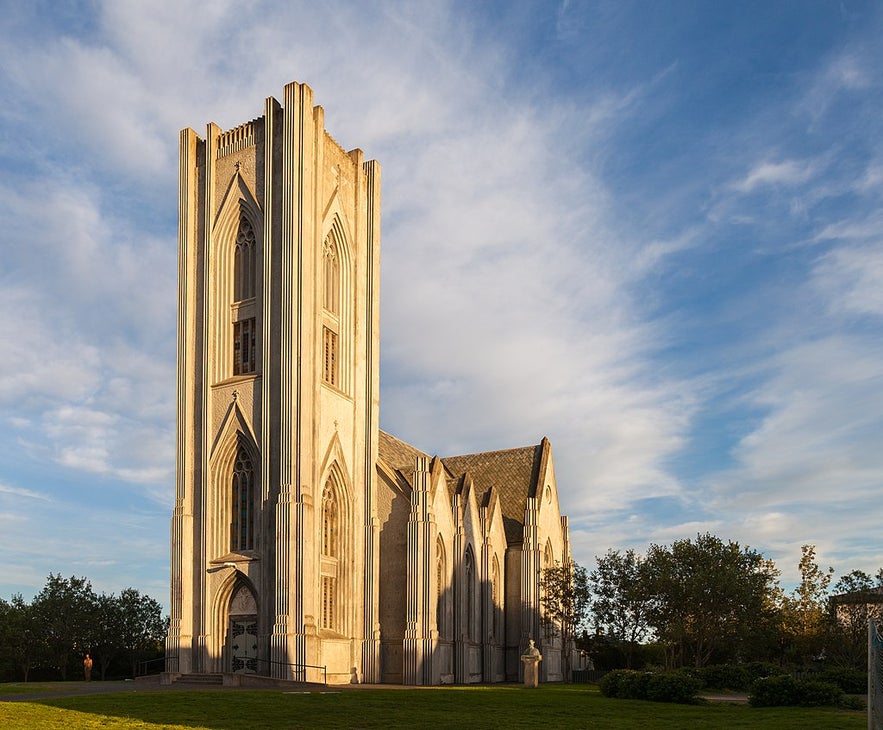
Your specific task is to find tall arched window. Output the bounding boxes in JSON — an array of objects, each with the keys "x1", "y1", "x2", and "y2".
[
  {"x1": 542, "y1": 541, "x2": 554, "y2": 639},
  {"x1": 465, "y1": 546, "x2": 476, "y2": 642},
  {"x1": 322, "y1": 486, "x2": 337, "y2": 558},
  {"x1": 491, "y1": 555, "x2": 502, "y2": 642},
  {"x1": 320, "y1": 474, "x2": 343, "y2": 631},
  {"x1": 436, "y1": 536, "x2": 447, "y2": 640},
  {"x1": 321, "y1": 234, "x2": 340, "y2": 387},
  {"x1": 231, "y1": 445, "x2": 255, "y2": 551},
  {"x1": 232, "y1": 215, "x2": 257, "y2": 376},
  {"x1": 234, "y1": 217, "x2": 256, "y2": 301},
  {"x1": 323, "y1": 237, "x2": 339, "y2": 314}
]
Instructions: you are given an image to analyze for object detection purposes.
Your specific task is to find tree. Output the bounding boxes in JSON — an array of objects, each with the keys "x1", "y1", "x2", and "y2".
[
  {"x1": 590, "y1": 549, "x2": 650, "y2": 668},
  {"x1": 0, "y1": 595, "x2": 44, "y2": 681},
  {"x1": 642, "y1": 533, "x2": 779, "y2": 668},
  {"x1": 90, "y1": 593, "x2": 125, "y2": 681},
  {"x1": 32, "y1": 574, "x2": 98, "y2": 680},
  {"x1": 116, "y1": 588, "x2": 164, "y2": 678},
  {"x1": 540, "y1": 560, "x2": 590, "y2": 680},
  {"x1": 780, "y1": 545, "x2": 833, "y2": 666},
  {"x1": 825, "y1": 569, "x2": 883, "y2": 669}
]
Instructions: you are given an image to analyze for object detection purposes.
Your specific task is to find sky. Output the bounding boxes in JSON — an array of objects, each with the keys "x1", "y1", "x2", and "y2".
[{"x1": 1, "y1": 0, "x2": 882, "y2": 611}]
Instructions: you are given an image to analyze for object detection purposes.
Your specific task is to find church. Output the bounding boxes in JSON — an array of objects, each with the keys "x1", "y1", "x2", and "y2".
[{"x1": 166, "y1": 80, "x2": 573, "y2": 685}]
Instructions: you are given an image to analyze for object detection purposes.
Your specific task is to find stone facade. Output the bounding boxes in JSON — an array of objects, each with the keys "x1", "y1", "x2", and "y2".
[{"x1": 167, "y1": 80, "x2": 572, "y2": 685}]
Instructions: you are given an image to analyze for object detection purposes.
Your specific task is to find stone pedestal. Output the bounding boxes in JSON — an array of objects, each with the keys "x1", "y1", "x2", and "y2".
[{"x1": 520, "y1": 639, "x2": 542, "y2": 688}]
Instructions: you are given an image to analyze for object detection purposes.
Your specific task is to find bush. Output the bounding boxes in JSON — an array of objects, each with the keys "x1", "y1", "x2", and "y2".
[
  {"x1": 599, "y1": 669, "x2": 651, "y2": 699},
  {"x1": 618, "y1": 670, "x2": 652, "y2": 699},
  {"x1": 839, "y1": 694, "x2": 866, "y2": 710},
  {"x1": 796, "y1": 680, "x2": 843, "y2": 707},
  {"x1": 750, "y1": 675, "x2": 844, "y2": 707},
  {"x1": 645, "y1": 671, "x2": 702, "y2": 704},
  {"x1": 599, "y1": 669, "x2": 628, "y2": 698},
  {"x1": 817, "y1": 667, "x2": 867, "y2": 694},
  {"x1": 743, "y1": 661, "x2": 786, "y2": 684},
  {"x1": 600, "y1": 669, "x2": 701, "y2": 703},
  {"x1": 749, "y1": 675, "x2": 798, "y2": 707},
  {"x1": 700, "y1": 664, "x2": 750, "y2": 691}
]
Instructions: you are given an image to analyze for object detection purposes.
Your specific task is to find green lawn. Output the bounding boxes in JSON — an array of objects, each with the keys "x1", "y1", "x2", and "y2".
[{"x1": 0, "y1": 683, "x2": 867, "y2": 729}]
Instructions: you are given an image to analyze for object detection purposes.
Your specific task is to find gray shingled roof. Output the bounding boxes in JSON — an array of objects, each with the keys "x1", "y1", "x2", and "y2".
[
  {"x1": 378, "y1": 429, "x2": 543, "y2": 546},
  {"x1": 442, "y1": 445, "x2": 543, "y2": 546}
]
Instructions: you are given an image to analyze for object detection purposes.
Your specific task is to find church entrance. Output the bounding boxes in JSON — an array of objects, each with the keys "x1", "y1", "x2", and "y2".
[
  {"x1": 228, "y1": 583, "x2": 258, "y2": 674},
  {"x1": 230, "y1": 618, "x2": 258, "y2": 673}
]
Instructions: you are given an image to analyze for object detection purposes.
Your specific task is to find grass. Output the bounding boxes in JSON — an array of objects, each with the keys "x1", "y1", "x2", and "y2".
[{"x1": 0, "y1": 683, "x2": 867, "y2": 729}]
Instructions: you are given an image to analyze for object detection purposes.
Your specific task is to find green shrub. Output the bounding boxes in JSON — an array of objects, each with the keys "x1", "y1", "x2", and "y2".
[
  {"x1": 749, "y1": 675, "x2": 798, "y2": 706},
  {"x1": 839, "y1": 694, "x2": 866, "y2": 710},
  {"x1": 817, "y1": 668, "x2": 867, "y2": 694},
  {"x1": 599, "y1": 669, "x2": 627, "y2": 698},
  {"x1": 700, "y1": 664, "x2": 750, "y2": 691},
  {"x1": 617, "y1": 670, "x2": 652, "y2": 699},
  {"x1": 750, "y1": 675, "x2": 844, "y2": 707},
  {"x1": 645, "y1": 671, "x2": 703, "y2": 704},
  {"x1": 795, "y1": 680, "x2": 843, "y2": 707},
  {"x1": 599, "y1": 669, "x2": 651, "y2": 699},
  {"x1": 744, "y1": 661, "x2": 786, "y2": 682},
  {"x1": 600, "y1": 669, "x2": 701, "y2": 703}
]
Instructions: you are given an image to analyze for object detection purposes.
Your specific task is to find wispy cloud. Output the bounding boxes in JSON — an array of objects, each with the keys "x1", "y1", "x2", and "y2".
[
  {"x1": 732, "y1": 159, "x2": 817, "y2": 193},
  {"x1": 0, "y1": 484, "x2": 50, "y2": 501}
]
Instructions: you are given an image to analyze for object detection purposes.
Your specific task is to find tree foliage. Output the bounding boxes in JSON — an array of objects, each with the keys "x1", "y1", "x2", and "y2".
[
  {"x1": 540, "y1": 560, "x2": 590, "y2": 679},
  {"x1": 825, "y1": 569, "x2": 883, "y2": 669},
  {"x1": 0, "y1": 575, "x2": 165, "y2": 681},
  {"x1": 779, "y1": 545, "x2": 834, "y2": 666},
  {"x1": 641, "y1": 533, "x2": 779, "y2": 668},
  {"x1": 589, "y1": 548, "x2": 650, "y2": 668}
]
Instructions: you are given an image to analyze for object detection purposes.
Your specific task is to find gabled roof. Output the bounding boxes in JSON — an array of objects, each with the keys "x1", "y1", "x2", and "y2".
[
  {"x1": 378, "y1": 430, "x2": 429, "y2": 478},
  {"x1": 442, "y1": 444, "x2": 544, "y2": 545},
  {"x1": 377, "y1": 429, "x2": 548, "y2": 545}
]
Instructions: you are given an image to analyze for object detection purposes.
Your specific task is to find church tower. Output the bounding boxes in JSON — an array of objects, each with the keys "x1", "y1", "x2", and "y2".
[{"x1": 167, "y1": 81, "x2": 382, "y2": 683}]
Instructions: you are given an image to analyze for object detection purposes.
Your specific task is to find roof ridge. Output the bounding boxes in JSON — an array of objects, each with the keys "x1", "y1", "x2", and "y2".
[{"x1": 442, "y1": 442, "x2": 540, "y2": 461}]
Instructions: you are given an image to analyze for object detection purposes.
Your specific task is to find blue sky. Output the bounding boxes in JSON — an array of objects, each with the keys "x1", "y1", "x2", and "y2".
[{"x1": 1, "y1": 1, "x2": 882, "y2": 610}]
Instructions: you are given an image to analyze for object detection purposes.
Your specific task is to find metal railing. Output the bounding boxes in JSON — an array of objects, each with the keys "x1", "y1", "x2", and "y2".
[
  {"x1": 233, "y1": 655, "x2": 327, "y2": 686},
  {"x1": 137, "y1": 656, "x2": 176, "y2": 677}
]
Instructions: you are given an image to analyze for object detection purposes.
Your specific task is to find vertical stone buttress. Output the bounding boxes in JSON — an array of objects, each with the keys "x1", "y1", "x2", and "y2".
[
  {"x1": 270, "y1": 82, "x2": 312, "y2": 678},
  {"x1": 404, "y1": 457, "x2": 434, "y2": 685},
  {"x1": 520, "y1": 497, "x2": 540, "y2": 681},
  {"x1": 361, "y1": 160, "x2": 382, "y2": 683},
  {"x1": 453, "y1": 494, "x2": 466, "y2": 684},
  {"x1": 167, "y1": 128, "x2": 200, "y2": 674},
  {"x1": 195, "y1": 122, "x2": 220, "y2": 672},
  {"x1": 480, "y1": 507, "x2": 492, "y2": 682}
]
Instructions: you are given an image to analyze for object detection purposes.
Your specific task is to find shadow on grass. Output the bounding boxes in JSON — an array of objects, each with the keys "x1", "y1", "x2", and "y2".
[{"x1": 0, "y1": 684, "x2": 868, "y2": 730}]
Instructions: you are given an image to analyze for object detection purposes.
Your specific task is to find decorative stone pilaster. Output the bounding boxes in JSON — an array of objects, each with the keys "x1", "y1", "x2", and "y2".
[{"x1": 404, "y1": 456, "x2": 434, "y2": 685}]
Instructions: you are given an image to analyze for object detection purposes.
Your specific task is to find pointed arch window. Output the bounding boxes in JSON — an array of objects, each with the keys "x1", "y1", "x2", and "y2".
[
  {"x1": 436, "y1": 536, "x2": 448, "y2": 640},
  {"x1": 320, "y1": 474, "x2": 344, "y2": 631},
  {"x1": 231, "y1": 215, "x2": 258, "y2": 377},
  {"x1": 231, "y1": 445, "x2": 255, "y2": 551},
  {"x1": 323, "y1": 237, "x2": 339, "y2": 315},
  {"x1": 234, "y1": 217, "x2": 256, "y2": 301},
  {"x1": 465, "y1": 546, "x2": 476, "y2": 642},
  {"x1": 321, "y1": 234, "x2": 341, "y2": 387},
  {"x1": 491, "y1": 555, "x2": 502, "y2": 642}
]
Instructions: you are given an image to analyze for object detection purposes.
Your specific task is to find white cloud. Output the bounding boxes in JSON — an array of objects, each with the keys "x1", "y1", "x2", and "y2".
[
  {"x1": 813, "y1": 241, "x2": 883, "y2": 317},
  {"x1": 707, "y1": 335, "x2": 883, "y2": 512},
  {"x1": 0, "y1": 484, "x2": 50, "y2": 501},
  {"x1": 732, "y1": 159, "x2": 817, "y2": 193}
]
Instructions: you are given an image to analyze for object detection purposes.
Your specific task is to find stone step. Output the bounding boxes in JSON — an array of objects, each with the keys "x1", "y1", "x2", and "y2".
[{"x1": 174, "y1": 673, "x2": 224, "y2": 685}]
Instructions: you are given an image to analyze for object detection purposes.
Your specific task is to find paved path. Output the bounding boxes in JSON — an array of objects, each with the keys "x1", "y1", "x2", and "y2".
[
  {"x1": 0, "y1": 678, "x2": 405, "y2": 703},
  {"x1": 1, "y1": 680, "x2": 752, "y2": 704}
]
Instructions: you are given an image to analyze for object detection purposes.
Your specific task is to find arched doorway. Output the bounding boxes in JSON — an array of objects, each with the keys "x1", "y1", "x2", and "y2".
[{"x1": 228, "y1": 583, "x2": 258, "y2": 673}]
